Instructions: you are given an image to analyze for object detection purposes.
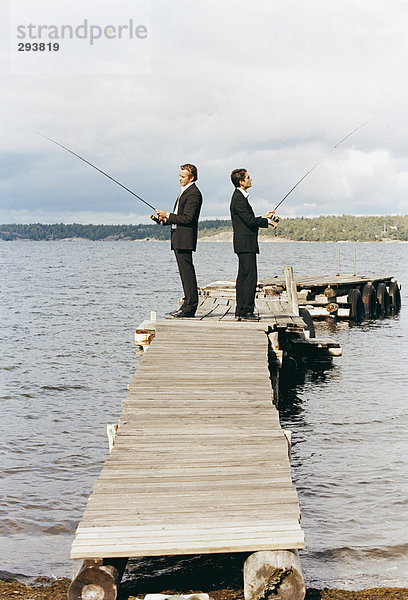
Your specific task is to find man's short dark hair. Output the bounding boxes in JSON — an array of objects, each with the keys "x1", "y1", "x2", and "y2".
[
  {"x1": 231, "y1": 168, "x2": 247, "y2": 188},
  {"x1": 181, "y1": 163, "x2": 198, "y2": 181}
]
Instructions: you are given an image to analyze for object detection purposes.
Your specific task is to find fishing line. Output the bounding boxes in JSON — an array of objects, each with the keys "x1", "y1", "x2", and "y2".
[
  {"x1": 37, "y1": 132, "x2": 157, "y2": 212},
  {"x1": 273, "y1": 119, "x2": 372, "y2": 213}
]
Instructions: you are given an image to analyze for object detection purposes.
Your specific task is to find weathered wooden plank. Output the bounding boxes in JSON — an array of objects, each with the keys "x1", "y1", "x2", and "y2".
[
  {"x1": 260, "y1": 273, "x2": 393, "y2": 289},
  {"x1": 71, "y1": 538, "x2": 305, "y2": 560},
  {"x1": 94, "y1": 463, "x2": 289, "y2": 475},
  {"x1": 76, "y1": 521, "x2": 302, "y2": 535},
  {"x1": 71, "y1": 527, "x2": 304, "y2": 543},
  {"x1": 118, "y1": 408, "x2": 279, "y2": 417},
  {"x1": 92, "y1": 475, "x2": 297, "y2": 489},
  {"x1": 78, "y1": 509, "x2": 301, "y2": 525},
  {"x1": 73, "y1": 529, "x2": 304, "y2": 544},
  {"x1": 196, "y1": 301, "x2": 233, "y2": 320}
]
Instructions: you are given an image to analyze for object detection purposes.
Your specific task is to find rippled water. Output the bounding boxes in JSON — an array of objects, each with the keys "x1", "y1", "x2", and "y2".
[{"x1": 1, "y1": 240, "x2": 407, "y2": 589}]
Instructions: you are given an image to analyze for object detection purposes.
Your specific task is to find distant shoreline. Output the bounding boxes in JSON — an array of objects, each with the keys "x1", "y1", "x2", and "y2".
[
  {"x1": 1, "y1": 236, "x2": 406, "y2": 243},
  {"x1": 1, "y1": 216, "x2": 407, "y2": 242}
]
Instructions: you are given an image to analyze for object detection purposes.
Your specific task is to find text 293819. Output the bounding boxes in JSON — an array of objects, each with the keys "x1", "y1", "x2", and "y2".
[{"x1": 18, "y1": 42, "x2": 60, "y2": 51}]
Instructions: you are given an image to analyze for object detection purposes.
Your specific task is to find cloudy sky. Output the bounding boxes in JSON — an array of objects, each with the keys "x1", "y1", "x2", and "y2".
[{"x1": 1, "y1": 0, "x2": 408, "y2": 224}]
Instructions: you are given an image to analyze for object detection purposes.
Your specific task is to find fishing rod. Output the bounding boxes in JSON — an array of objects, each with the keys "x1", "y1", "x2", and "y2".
[
  {"x1": 272, "y1": 119, "x2": 372, "y2": 218},
  {"x1": 37, "y1": 133, "x2": 161, "y2": 223}
]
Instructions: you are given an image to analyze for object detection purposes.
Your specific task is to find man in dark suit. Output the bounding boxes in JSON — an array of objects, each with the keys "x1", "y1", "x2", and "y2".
[
  {"x1": 230, "y1": 168, "x2": 277, "y2": 321},
  {"x1": 156, "y1": 164, "x2": 202, "y2": 318}
]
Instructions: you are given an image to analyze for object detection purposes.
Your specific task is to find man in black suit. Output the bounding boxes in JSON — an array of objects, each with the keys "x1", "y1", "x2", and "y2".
[
  {"x1": 156, "y1": 164, "x2": 202, "y2": 318},
  {"x1": 230, "y1": 168, "x2": 277, "y2": 321}
]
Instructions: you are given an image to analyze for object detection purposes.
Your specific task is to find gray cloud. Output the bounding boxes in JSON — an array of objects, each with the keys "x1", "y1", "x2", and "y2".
[{"x1": 1, "y1": 0, "x2": 408, "y2": 223}]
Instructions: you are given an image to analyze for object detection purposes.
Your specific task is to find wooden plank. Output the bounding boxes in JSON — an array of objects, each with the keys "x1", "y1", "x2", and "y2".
[
  {"x1": 76, "y1": 521, "x2": 302, "y2": 535},
  {"x1": 197, "y1": 300, "x2": 233, "y2": 320},
  {"x1": 78, "y1": 508, "x2": 301, "y2": 524},
  {"x1": 94, "y1": 463, "x2": 289, "y2": 475},
  {"x1": 71, "y1": 538, "x2": 305, "y2": 560},
  {"x1": 73, "y1": 529, "x2": 304, "y2": 544},
  {"x1": 93, "y1": 475, "x2": 293, "y2": 487},
  {"x1": 91, "y1": 476, "x2": 297, "y2": 489},
  {"x1": 260, "y1": 273, "x2": 393, "y2": 289}
]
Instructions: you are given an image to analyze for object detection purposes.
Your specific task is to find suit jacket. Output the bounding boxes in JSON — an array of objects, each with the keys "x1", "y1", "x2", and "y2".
[
  {"x1": 230, "y1": 188, "x2": 268, "y2": 254},
  {"x1": 166, "y1": 183, "x2": 202, "y2": 251}
]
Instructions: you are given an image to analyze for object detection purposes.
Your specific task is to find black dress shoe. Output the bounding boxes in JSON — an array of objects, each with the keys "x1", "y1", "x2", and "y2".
[
  {"x1": 166, "y1": 309, "x2": 180, "y2": 317},
  {"x1": 172, "y1": 309, "x2": 195, "y2": 318},
  {"x1": 235, "y1": 316, "x2": 242, "y2": 321},
  {"x1": 241, "y1": 313, "x2": 259, "y2": 321}
]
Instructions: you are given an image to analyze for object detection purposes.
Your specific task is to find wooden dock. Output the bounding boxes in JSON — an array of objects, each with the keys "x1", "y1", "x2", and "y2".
[
  {"x1": 194, "y1": 293, "x2": 306, "y2": 329},
  {"x1": 203, "y1": 273, "x2": 402, "y2": 321},
  {"x1": 67, "y1": 266, "x2": 398, "y2": 599},
  {"x1": 69, "y1": 299, "x2": 311, "y2": 599},
  {"x1": 71, "y1": 320, "x2": 304, "y2": 558}
]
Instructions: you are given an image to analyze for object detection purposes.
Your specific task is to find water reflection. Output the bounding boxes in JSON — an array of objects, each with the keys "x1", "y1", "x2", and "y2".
[{"x1": 279, "y1": 366, "x2": 337, "y2": 423}]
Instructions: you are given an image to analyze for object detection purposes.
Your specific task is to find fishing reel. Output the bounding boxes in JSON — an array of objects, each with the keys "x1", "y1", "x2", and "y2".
[
  {"x1": 150, "y1": 214, "x2": 162, "y2": 225},
  {"x1": 271, "y1": 214, "x2": 280, "y2": 223}
]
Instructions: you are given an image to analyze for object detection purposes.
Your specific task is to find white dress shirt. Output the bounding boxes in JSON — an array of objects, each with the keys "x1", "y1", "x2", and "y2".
[
  {"x1": 238, "y1": 186, "x2": 273, "y2": 226},
  {"x1": 167, "y1": 181, "x2": 195, "y2": 221}
]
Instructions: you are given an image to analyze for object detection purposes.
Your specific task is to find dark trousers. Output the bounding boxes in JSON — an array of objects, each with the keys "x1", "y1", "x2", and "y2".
[
  {"x1": 174, "y1": 249, "x2": 199, "y2": 314},
  {"x1": 235, "y1": 252, "x2": 257, "y2": 316}
]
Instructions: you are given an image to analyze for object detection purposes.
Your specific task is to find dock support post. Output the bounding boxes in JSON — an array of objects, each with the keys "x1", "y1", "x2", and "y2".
[
  {"x1": 284, "y1": 266, "x2": 299, "y2": 316},
  {"x1": 68, "y1": 558, "x2": 128, "y2": 600},
  {"x1": 337, "y1": 243, "x2": 341, "y2": 275},
  {"x1": 267, "y1": 332, "x2": 282, "y2": 407},
  {"x1": 243, "y1": 550, "x2": 305, "y2": 600},
  {"x1": 353, "y1": 243, "x2": 357, "y2": 276},
  {"x1": 283, "y1": 429, "x2": 292, "y2": 459}
]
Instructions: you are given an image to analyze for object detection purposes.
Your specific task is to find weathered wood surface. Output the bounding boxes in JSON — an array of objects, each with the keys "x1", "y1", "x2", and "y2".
[
  {"x1": 204, "y1": 274, "x2": 393, "y2": 292},
  {"x1": 202, "y1": 273, "x2": 399, "y2": 322},
  {"x1": 284, "y1": 266, "x2": 300, "y2": 316},
  {"x1": 244, "y1": 550, "x2": 306, "y2": 600},
  {"x1": 193, "y1": 296, "x2": 306, "y2": 330},
  {"x1": 260, "y1": 273, "x2": 393, "y2": 290},
  {"x1": 70, "y1": 320, "x2": 304, "y2": 560},
  {"x1": 68, "y1": 558, "x2": 128, "y2": 600}
]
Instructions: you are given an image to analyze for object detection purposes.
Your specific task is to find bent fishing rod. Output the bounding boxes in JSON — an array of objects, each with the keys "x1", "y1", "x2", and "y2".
[
  {"x1": 272, "y1": 119, "x2": 372, "y2": 219},
  {"x1": 37, "y1": 133, "x2": 162, "y2": 223}
]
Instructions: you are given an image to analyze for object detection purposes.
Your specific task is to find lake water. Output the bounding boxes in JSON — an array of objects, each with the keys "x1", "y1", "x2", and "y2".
[{"x1": 1, "y1": 240, "x2": 407, "y2": 590}]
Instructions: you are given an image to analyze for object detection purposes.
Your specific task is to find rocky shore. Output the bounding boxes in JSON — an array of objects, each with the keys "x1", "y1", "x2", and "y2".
[{"x1": 1, "y1": 578, "x2": 407, "y2": 600}]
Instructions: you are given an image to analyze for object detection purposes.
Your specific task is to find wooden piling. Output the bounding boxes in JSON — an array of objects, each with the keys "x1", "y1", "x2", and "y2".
[
  {"x1": 68, "y1": 558, "x2": 128, "y2": 600},
  {"x1": 243, "y1": 550, "x2": 305, "y2": 600},
  {"x1": 284, "y1": 266, "x2": 299, "y2": 316}
]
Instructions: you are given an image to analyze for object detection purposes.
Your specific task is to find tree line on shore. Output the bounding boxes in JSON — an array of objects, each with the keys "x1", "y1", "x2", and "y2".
[{"x1": 1, "y1": 215, "x2": 407, "y2": 242}]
